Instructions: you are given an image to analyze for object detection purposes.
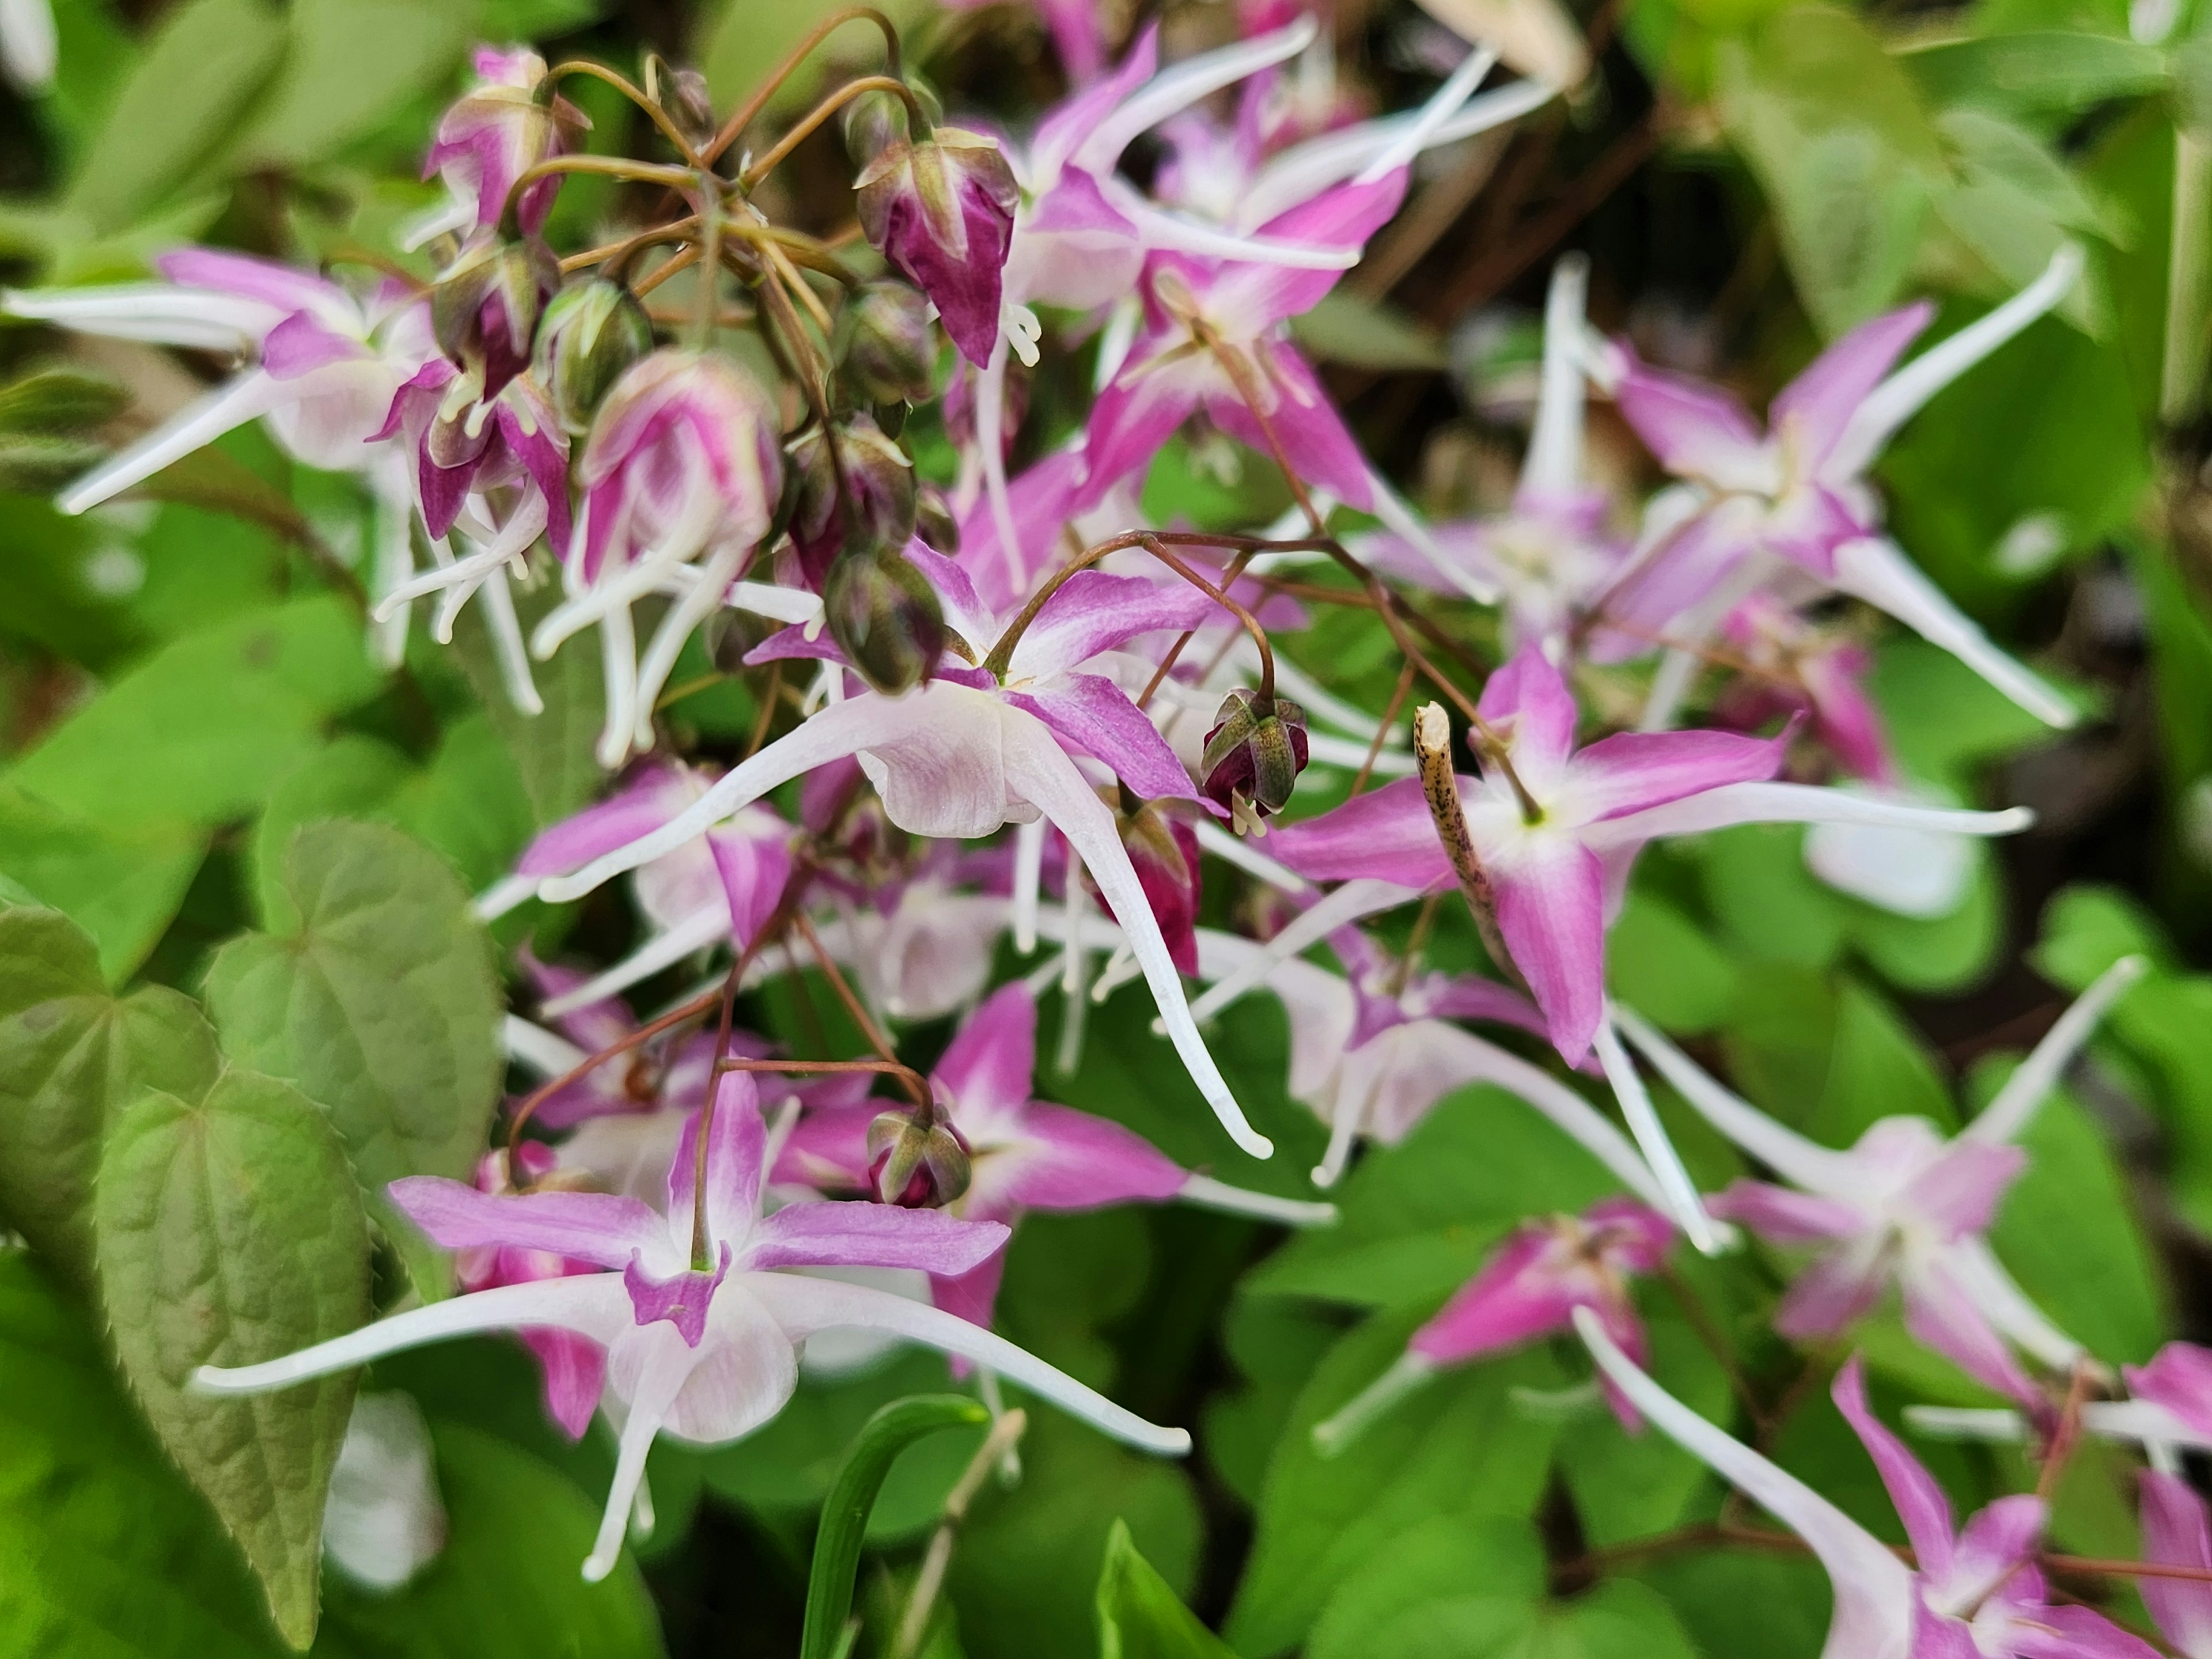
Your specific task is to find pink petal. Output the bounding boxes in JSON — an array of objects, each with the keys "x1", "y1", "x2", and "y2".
[
  {"x1": 954, "y1": 449, "x2": 1086, "y2": 616},
  {"x1": 2008, "y1": 1604, "x2": 2166, "y2": 1659},
  {"x1": 261, "y1": 312, "x2": 365, "y2": 378},
  {"x1": 1589, "y1": 1196, "x2": 1679, "y2": 1273},
  {"x1": 1408, "y1": 1225, "x2": 1583, "y2": 1363},
  {"x1": 1268, "y1": 774, "x2": 1454, "y2": 888},
  {"x1": 522, "y1": 1327, "x2": 608, "y2": 1440},
  {"x1": 981, "y1": 1103, "x2": 1188, "y2": 1211},
  {"x1": 1770, "y1": 302, "x2": 1934, "y2": 472},
  {"x1": 1832, "y1": 1354, "x2": 1958, "y2": 1579},
  {"x1": 1223, "y1": 173, "x2": 1408, "y2": 324},
  {"x1": 1706, "y1": 1180, "x2": 1865, "y2": 1245},
  {"x1": 517, "y1": 766, "x2": 694, "y2": 877},
  {"x1": 1897, "y1": 1139, "x2": 2027, "y2": 1243},
  {"x1": 1773, "y1": 1241, "x2": 1889, "y2": 1339},
  {"x1": 747, "y1": 1200, "x2": 1010, "y2": 1275},
  {"x1": 935, "y1": 983, "x2": 1039, "y2": 1121},
  {"x1": 1900, "y1": 1256, "x2": 2041, "y2": 1406},
  {"x1": 1567, "y1": 726, "x2": 1788, "y2": 823},
  {"x1": 930, "y1": 1250, "x2": 1008, "y2": 1330},
  {"x1": 772, "y1": 1103, "x2": 874, "y2": 1192},
  {"x1": 707, "y1": 819, "x2": 794, "y2": 946},
  {"x1": 2127, "y1": 1344, "x2": 2212, "y2": 1441},
  {"x1": 622, "y1": 1248, "x2": 729, "y2": 1346},
  {"x1": 1204, "y1": 340, "x2": 1374, "y2": 509},
  {"x1": 1081, "y1": 359, "x2": 1200, "y2": 506},
  {"x1": 155, "y1": 248, "x2": 344, "y2": 316},
  {"x1": 1944, "y1": 1493, "x2": 2044, "y2": 1605},
  {"x1": 386, "y1": 1176, "x2": 660, "y2": 1271},
  {"x1": 1490, "y1": 838, "x2": 1608, "y2": 1062},
  {"x1": 1006, "y1": 673, "x2": 1199, "y2": 804},
  {"x1": 666, "y1": 1073, "x2": 766, "y2": 1248},
  {"x1": 1476, "y1": 645, "x2": 1580, "y2": 774},
  {"x1": 1611, "y1": 355, "x2": 1769, "y2": 484},
  {"x1": 1419, "y1": 974, "x2": 1551, "y2": 1041},
  {"x1": 1007, "y1": 569, "x2": 1224, "y2": 681},
  {"x1": 2140, "y1": 1470, "x2": 2212, "y2": 1657}
]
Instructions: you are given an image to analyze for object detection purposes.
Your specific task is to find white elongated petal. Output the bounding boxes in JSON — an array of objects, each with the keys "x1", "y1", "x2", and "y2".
[
  {"x1": 476, "y1": 872, "x2": 539, "y2": 921},
  {"x1": 1009, "y1": 719, "x2": 1271, "y2": 1156},
  {"x1": 1965, "y1": 953, "x2": 2149, "y2": 1144},
  {"x1": 539, "y1": 694, "x2": 933, "y2": 903},
  {"x1": 59, "y1": 369, "x2": 293, "y2": 514},
  {"x1": 1829, "y1": 244, "x2": 2084, "y2": 480},
  {"x1": 376, "y1": 540, "x2": 516, "y2": 616},
  {"x1": 0, "y1": 0, "x2": 55, "y2": 89},
  {"x1": 1312, "y1": 1081, "x2": 1368, "y2": 1189},
  {"x1": 542, "y1": 903, "x2": 730, "y2": 1016},
  {"x1": 1900, "y1": 1405, "x2": 2032, "y2": 1442},
  {"x1": 1184, "y1": 877, "x2": 1422, "y2": 1024},
  {"x1": 4, "y1": 284, "x2": 268, "y2": 350},
  {"x1": 597, "y1": 600, "x2": 639, "y2": 768},
  {"x1": 634, "y1": 540, "x2": 745, "y2": 750},
  {"x1": 1312, "y1": 1351, "x2": 1436, "y2": 1455},
  {"x1": 504, "y1": 1014, "x2": 589, "y2": 1078},
  {"x1": 1593, "y1": 1012, "x2": 1721, "y2": 1254},
  {"x1": 1011, "y1": 815, "x2": 1046, "y2": 953},
  {"x1": 1367, "y1": 467, "x2": 1499, "y2": 603},
  {"x1": 1941, "y1": 1236, "x2": 2086, "y2": 1372},
  {"x1": 1239, "y1": 77, "x2": 1556, "y2": 230},
  {"x1": 584, "y1": 1366, "x2": 677, "y2": 1582},
  {"x1": 1178, "y1": 1174, "x2": 1337, "y2": 1226},
  {"x1": 1828, "y1": 537, "x2": 2076, "y2": 728},
  {"x1": 1193, "y1": 817, "x2": 1312, "y2": 895},
  {"x1": 2077, "y1": 1398, "x2": 2211, "y2": 1450},
  {"x1": 1585, "y1": 781, "x2": 2033, "y2": 851},
  {"x1": 1522, "y1": 253, "x2": 1590, "y2": 499},
  {"x1": 726, "y1": 579, "x2": 823, "y2": 624},
  {"x1": 747, "y1": 1273, "x2": 1192, "y2": 1455},
  {"x1": 1357, "y1": 46, "x2": 1497, "y2": 184},
  {"x1": 976, "y1": 339, "x2": 1024, "y2": 593},
  {"x1": 193, "y1": 1277, "x2": 635, "y2": 1393},
  {"x1": 323, "y1": 1392, "x2": 445, "y2": 1590},
  {"x1": 1573, "y1": 1309, "x2": 1915, "y2": 1659},
  {"x1": 1075, "y1": 16, "x2": 1318, "y2": 176},
  {"x1": 1113, "y1": 190, "x2": 1362, "y2": 270},
  {"x1": 1609, "y1": 1004, "x2": 1858, "y2": 1194}
]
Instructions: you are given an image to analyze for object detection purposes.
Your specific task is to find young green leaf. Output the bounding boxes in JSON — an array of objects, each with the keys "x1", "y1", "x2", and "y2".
[
  {"x1": 204, "y1": 820, "x2": 503, "y2": 1199},
  {"x1": 95, "y1": 1069, "x2": 373, "y2": 1649},
  {"x1": 1096, "y1": 1518, "x2": 1236, "y2": 1659},
  {"x1": 0, "y1": 904, "x2": 219, "y2": 1285}
]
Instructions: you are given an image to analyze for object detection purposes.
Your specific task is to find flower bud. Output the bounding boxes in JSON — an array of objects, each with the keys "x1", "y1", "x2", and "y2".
[
  {"x1": 854, "y1": 128, "x2": 1018, "y2": 366},
  {"x1": 659, "y1": 64, "x2": 718, "y2": 151},
  {"x1": 1113, "y1": 799, "x2": 1202, "y2": 974},
  {"x1": 533, "y1": 277, "x2": 656, "y2": 434},
  {"x1": 838, "y1": 280, "x2": 937, "y2": 407},
  {"x1": 784, "y1": 414, "x2": 918, "y2": 585},
  {"x1": 426, "y1": 48, "x2": 588, "y2": 240},
  {"x1": 433, "y1": 234, "x2": 557, "y2": 394},
  {"x1": 915, "y1": 483, "x2": 959, "y2": 555},
  {"x1": 842, "y1": 88, "x2": 910, "y2": 167},
  {"x1": 866, "y1": 1105, "x2": 971, "y2": 1208},
  {"x1": 1200, "y1": 688, "x2": 1310, "y2": 820},
  {"x1": 824, "y1": 546, "x2": 946, "y2": 695}
]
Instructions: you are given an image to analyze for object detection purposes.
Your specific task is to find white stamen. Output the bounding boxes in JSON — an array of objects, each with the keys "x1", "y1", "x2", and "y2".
[
  {"x1": 1178, "y1": 1175, "x2": 1336, "y2": 1226},
  {"x1": 1011, "y1": 815, "x2": 1047, "y2": 953},
  {"x1": 1594, "y1": 1010, "x2": 1721, "y2": 1255},
  {"x1": 542, "y1": 903, "x2": 730, "y2": 1016}
]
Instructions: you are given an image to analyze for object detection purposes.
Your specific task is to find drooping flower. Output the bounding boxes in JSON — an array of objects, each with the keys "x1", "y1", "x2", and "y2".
[
  {"x1": 1592, "y1": 247, "x2": 2085, "y2": 729},
  {"x1": 1315, "y1": 1197, "x2": 1675, "y2": 1450},
  {"x1": 855, "y1": 126, "x2": 1022, "y2": 367},
  {"x1": 1580, "y1": 1323, "x2": 2160, "y2": 1659},
  {"x1": 410, "y1": 48, "x2": 588, "y2": 247},
  {"x1": 777, "y1": 982, "x2": 1334, "y2": 1328},
  {"x1": 194, "y1": 1075, "x2": 1190, "y2": 1582},
  {"x1": 1609, "y1": 954, "x2": 2146, "y2": 1404},
  {"x1": 528, "y1": 550, "x2": 1283, "y2": 1158},
  {"x1": 1268, "y1": 644, "x2": 2031, "y2": 1066}
]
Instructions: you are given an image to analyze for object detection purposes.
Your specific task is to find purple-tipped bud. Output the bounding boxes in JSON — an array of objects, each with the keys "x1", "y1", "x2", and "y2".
[
  {"x1": 854, "y1": 128, "x2": 1018, "y2": 368},
  {"x1": 915, "y1": 483, "x2": 959, "y2": 555},
  {"x1": 659, "y1": 64, "x2": 718, "y2": 151},
  {"x1": 433, "y1": 233, "x2": 557, "y2": 395},
  {"x1": 1201, "y1": 688, "x2": 1310, "y2": 819},
  {"x1": 824, "y1": 546, "x2": 946, "y2": 695},
  {"x1": 866, "y1": 1105, "x2": 971, "y2": 1208},
  {"x1": 1113, "y1": 800, "x2": 1203, "y2": 975},
  {"x1": 839, "y1": 280, "x2": 938, "y2": 407},
  {"x1": 785, "y1": 414, "x2": 918, "y2": 585},
  {"x1": 425, "y1": 48, "x2": 589, "y2": 239},
  {"x1": 534, "y1": 276, "x2": 656, "y2": 434}
]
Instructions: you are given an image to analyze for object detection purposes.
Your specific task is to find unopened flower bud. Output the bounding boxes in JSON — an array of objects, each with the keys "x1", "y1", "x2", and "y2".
[
  {"x1": 915, "y1": 483, "x2": 959, "y2": 554},
  {"x1": 1112, "y1": 798, "x2": 1202, "y2": 974},
  {"x1": 533, "y1": 277, "x2": 655, "y2": 434},
  {"x1": 1200, "y1": 688, "x2": 1310, "y2": 820},
  {"x1": 839, "y1": 281, "x2": 937, "y2": 407},
  {"x1": 855, "y1": 128, "x2": 1018, "y2": 366},
  {"x1": 843, "y1": 88, "x2": 910, "y2": 166},
  {"x1": 866, "y1": 1105, "x2": 971, "y2": 1208},
  {"x1": 426, "y1": 48, "x2": 587, "y2": 240},
  {"x1": 824, "y1": 546, "x2": 945, "y2": 695},
  {"x1": 785, "y1": 414, "x2": 918, "y2": 585},
  {"x1": 433, "y1": 234, "x2": 556, "y2": 393},
  {"x1": 660, "y1": 65, "x2": 718, "y2": 151}
]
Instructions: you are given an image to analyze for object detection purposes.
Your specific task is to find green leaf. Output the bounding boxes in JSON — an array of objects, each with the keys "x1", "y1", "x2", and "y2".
[
  {"x1": 1897, "y1": 31, "x2": 2164, "y2": 119},
  {"x1": 1201, "y1": 1297, "x2": 1339, "y2": 1507},
  {"x1": 8, "y1": 596, "x2": 384, "y2": 835},
  {"x1": 801, "y1": 1396, "x2": 991, "y2": 1659},
  {"x1": 1716, "y1": 6, "x2": 1945, "y2": 333},
  {"x1": 226, "y1": 0, "x2": 472, "y2": 171},
  {"x1": 204, "y1": 820, "x2": 502, "y2": 1199},
  {"x1": 66, "y1": 0, "x2": 287, "y2": 232},
  {"x1": 250, "y1": 740, "x2": 415, "y2": 930},
  {"x1": 316, "y1": 1418, "x2": 667, "y2": 1657},
  {"x1": 1605, "y1": 892, "x2": 1740, "y2": 1034},
  {"x1": 0, "y1": 364, "x2": 129, "y2": 430},
  {"x1": 1226, "y1": 1308, "x2": 1564, "y2": 1656},
  {"x1": 96, "y1": 1070, "x2": 372, "y2": 1649},
  {"x1": 1290, "y1": 292, "x2": 1448, "y2": 369},
  {"x1": 0, "y1": 1249, "x2": 290, "y2": 1656},
  {"x1": 0, "y1": 782, "x2": 206, "y2": 982},
  {"x1": 2033, "y1": 883, "x2": 2169, "y2": 985},
  {"x1": 1620, "y1": 1548, "x2": 1831, "y2": 1659},
  {"x1": 1558, "y1": 1311, "x2": 1729, "y2": 1547},
  {"x1": 449, "y1": 589, "x2": 608, "y2": 830},
  {"x1": 1096, "y1": 1518, "x2": 1236, "y2": 1659},
  {"x1": 1305, "y1": 1517, "x2": 1543, "y2": 1659},
  {"x1": 0, "y1": 905, "x2": 219, "y2": 1283}
]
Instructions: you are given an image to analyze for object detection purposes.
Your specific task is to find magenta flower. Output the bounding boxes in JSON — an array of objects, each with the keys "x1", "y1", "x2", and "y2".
[
  {"x1": 529, "y1": 548, "x2": 1282, "y2": 1157},
  {"x1": 412, "y1": 48, "x2": 588, "y2": 246},
  {"x1": 1316, "y1": 1197, "x2": 1675, "y2": 1452},
  {"x1": 1596, "y1": 247, "x2": 2082, "y2": 729},
  {"x1": 2140, "y1": 1471, "x2": 2212, "y2": 1659},
  {"x1": 1582, "y1": 1326, "x2": 2159, "y2": 1659},
  {"x1": 1612, "y1": 955, "x2": 2146, "y2": 1403},
  {"x1": 777, "y1": 982, "x2": 1332, "y2": 1327},
  {"x1": 857, "y1": 126, "x2": 1021, "y2": 367},
  {"x1": 1270, "y1": 645, "x2": 2028, "y2": 1067},
  {"x1": 195, "y1": 1074, "x2": 1188, "y2": 1581}
]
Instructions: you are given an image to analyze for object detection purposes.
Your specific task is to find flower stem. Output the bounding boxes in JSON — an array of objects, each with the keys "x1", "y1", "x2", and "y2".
[
  {"x1": 703, "y1": 6, "x2": 905, "y2": 168},
  {"x1": 548, "y1": 59, "x2": 703, "y2": 165},
  {"x1": 740, "y1": 74, "x2": 927, "y2": 190}
]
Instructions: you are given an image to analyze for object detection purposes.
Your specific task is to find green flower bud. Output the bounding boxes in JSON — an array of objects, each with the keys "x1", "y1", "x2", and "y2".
[
  {"x1": 533, "y1": 277, "x2": 656, "y2": 434},
  {"x1": 785, "y1": 413, "x2": 918, "y2": 583},
  {"x1": 824, "y1": 546, "x2": 946, "y2": 695},
  {"x1": 842, "y1": 88, "x2": 910, "y2": 167},
  {"x1": 1200, "y1": 688, "x2": 1311, "y2": 819},
  {"x1": 915, "y1": 483, "x2": 959, "y2": 555},
  {"x1": 838, "y1": 280, "x2": 937, "y2": 407},
  {"x1": 866, "y1": 1105, "x2": 971, "y2": 1207}
]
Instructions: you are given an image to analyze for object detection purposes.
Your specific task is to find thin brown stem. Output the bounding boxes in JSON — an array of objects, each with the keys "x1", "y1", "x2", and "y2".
[
  {"x1": 560, "y1": 217, "x2": 699, "y2": 277},
  {"x1": 632, "y1": 241, "x2": 703, "y2": 300},
  {"x1": 740, "y1": 74, "x2": 926, "y2": 190},
  {"x1": 548, "y1": 59, "x2": 702, "y2": 164},
  {"x1": 1659, "y1": 1263, "x2": 1766, "y2": 1430},
  {"x1": 1351, "y1": 659, "x2": 1418, "y2": 796},
  {"x1": 703, "y1": 6, "x2": 904, "y2": 168}
]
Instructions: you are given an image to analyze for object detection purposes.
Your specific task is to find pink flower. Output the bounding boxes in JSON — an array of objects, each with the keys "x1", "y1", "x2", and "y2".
[
  {"x1": 857, "y1": 127, "x2": 1021, "y2": 366},
  {"x1": 2140, "y1": 1470, "x2": 2212, "y2": 1659},
  {"x1": 1316, "y1": 1198, "x2": 1674, "y2": 1449},
  {"x1": 1270, "y1": 645, "x2": 2028, "y2": 1066},
  {"x1": 2123, "y1": 1343, "x2": 2212, "y2": 1443},
  {"x1": 777, "y1": 982, "x2": 1332, "y2": 1327},
  {"x1": 1612, "y1": 955, "x2": 2146, "y2": 1403},
  {"x1": 1582, "y1": 1328, "x2": 2160, "y2": 1659},
  {"x1": 195, "y1": 1074, "x2": 1188, "y2": 1581},
  {"x1": 414, "y1": 48, "x2": 588, "y2": 245}
]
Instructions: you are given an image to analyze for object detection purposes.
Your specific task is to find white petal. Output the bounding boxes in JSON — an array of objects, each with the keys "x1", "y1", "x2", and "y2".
[
  {"x1": 1184, "y1": 877, "x2": 1419, "y2": 1025},
  {"x1": 540, "y1": 903, "x2": 730, "y2": 1016},
  {"x1": 1521, "y1": 253, "x2": 1590, "y2": 499},
  {"x1": 323, "y1": 1392, "x2": 446, "y2": 1590},
  {"x1": 1073, "y1": 17, "x2": 1318, "y2": 177},
  {"x1": 1594, "y1": 1012, "x2": 1722, "y2": 1254},
  {"x1": 1011, "y1": 815, "x2": 1046, "y2": 955},
  {"x1": 1357, "y1": 45, "x2": 1498, "y2": 184},
  {"x1": 1963, "y1": 953, "x2": 2148, "y2": 1144},
  {"x1": 1192, "y1": 816, "x2": 1312, "y2": 895},
  {"x1": 504, "y1": 1014, "x2": 589, "y2": 1078},
  {"x1": 1178, "y1": 1174, "x2": 1336, "y2": 1226},
  {"x1": 1312, "y1": 1351, "x2": 1435, "y2": 1455},
  {"x1": 1585, "y1": 780, "x2": 2032, "y2": 852},
  {"x1": 1938, "y1": 1236, "x2": 2086, "y2": 1373},
  {"x1": 59, "y1": 370, "x2": 291, "y2": 514},
  {"x1": 633, "y1": 539, "x2": 745, "y2": 751}
]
